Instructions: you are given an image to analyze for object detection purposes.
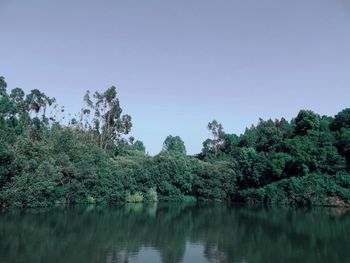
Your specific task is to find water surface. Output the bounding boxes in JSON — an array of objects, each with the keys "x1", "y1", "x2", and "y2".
[{"x1": 1, "y1": 203, "x2": 350, "y2": 263}]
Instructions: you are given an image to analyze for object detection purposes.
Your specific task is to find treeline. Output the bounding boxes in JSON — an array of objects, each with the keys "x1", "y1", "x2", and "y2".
[{"x1": 0, "y1": 76, "x2": 349, "y2": 207}]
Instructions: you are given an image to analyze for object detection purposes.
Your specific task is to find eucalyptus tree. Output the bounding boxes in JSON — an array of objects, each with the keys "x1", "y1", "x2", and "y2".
[
  {"x1": 202, "y1": 120, "x2": 225, "y2": 157},
  {"x1": 25, "y1": 89, "x2": 56, "y2": 124},
  {"x1": 82, "y1": 86, "x2": 132, "y2": 150},
  {"x1": 0, "y1": 76, "x2": 7, "y2": 95}
]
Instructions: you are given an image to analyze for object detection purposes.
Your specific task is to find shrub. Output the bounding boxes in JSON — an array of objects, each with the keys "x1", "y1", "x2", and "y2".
[
  {"x1": 87, "y1": 196, "x2": 96, "y2": 204},
  {"x1": 126, "y1": 192, "x2": 144, "y2": 203},
  {"x1": 146, "y1": 188, "x2": 158, "y2": 202}
]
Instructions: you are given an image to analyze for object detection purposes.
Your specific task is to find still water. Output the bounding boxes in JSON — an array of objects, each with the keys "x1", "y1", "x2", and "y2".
[{"x1": 0, "y1": 203, "x2": 350, "y2": 263}]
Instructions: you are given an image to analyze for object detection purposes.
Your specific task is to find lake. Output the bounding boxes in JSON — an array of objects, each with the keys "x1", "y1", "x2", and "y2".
[{"x1": 0, "y1": 203, "x2": 349, "y2": 263}]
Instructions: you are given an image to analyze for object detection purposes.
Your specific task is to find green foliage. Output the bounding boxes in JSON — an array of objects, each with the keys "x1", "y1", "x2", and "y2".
[
  {"x1": 294, "y1": 110, "x2": 321, "y2": 136},
  {"x1": 201, "y1": 120, "x2": 226, "y2": 158},
  {"x1": 0, "y1": 76, "x2": 7, "y2": 95},
  {"x1": 192, "y1": 159, "x2": 237, "y2": 201},
  {"x1": 1, "y1": 75, "x2": 350, "y2": 208},
  {"x1": 146, "y1": 188, "x2": 158, "y2": 202},
  {"x1": 81, "y1": 86, "x2": 132, "y2": 151},
  {"x1": 150, "y1": 152, "x2": 193, "y2": 201},
  {"x1": 126, "y1": 192, "x2": 144, "y2": 203},
  {"x1": 133, "y1": 140, "x2": 146, "y2": 152},
  {"x1": 331, "y1": 108, "x2": 350, "y2": 131},
  {"x1": 162, "y1": 135, "x2": 186, "y2": 155},
  {"x1": 87, "y1": 196, "x2": 96, "y2": 204},
  {"x1": 238, "y1": 173, "x2": 350, "y2": 206}
]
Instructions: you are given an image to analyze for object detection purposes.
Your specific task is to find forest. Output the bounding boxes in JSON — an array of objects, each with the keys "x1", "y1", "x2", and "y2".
[{"x1": 0, "y1": 76, "x2": 350, "y2": 208}]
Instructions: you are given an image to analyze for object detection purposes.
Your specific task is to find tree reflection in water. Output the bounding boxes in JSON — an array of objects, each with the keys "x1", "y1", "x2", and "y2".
[{"x1": 0, "y1": 203, "x2": 350, "y2": 263}]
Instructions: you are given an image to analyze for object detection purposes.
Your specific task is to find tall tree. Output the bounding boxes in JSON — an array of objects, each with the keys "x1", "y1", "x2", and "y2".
[
  {"x1": 82, "y1": 86, "x2": 132, "y2": 149},
  {"x1": 202, "y1": 120, "x2": 225, "y2": 156},
  {"x1": 0, "y1": 76, "x2": 7, "y2": 96}
]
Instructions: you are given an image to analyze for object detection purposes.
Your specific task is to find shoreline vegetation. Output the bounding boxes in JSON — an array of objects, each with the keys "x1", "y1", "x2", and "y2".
[{"x1": 0, "y1": 76, "x2": 350, "y2": 208}]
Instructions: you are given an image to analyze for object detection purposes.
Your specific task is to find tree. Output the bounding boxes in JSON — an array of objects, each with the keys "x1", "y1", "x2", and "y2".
[
  {"x1": 294, "y1": 110, "x2": 320, "y2": 136},
  {"x1": 82, "y1": 86, "x2": 132, "y2": 150},
  {"x1": 163, "y1": 135, "x2": 186, "y2": 155},
  {"x1": 0, "y1": 76, "x2": 7, "y2": 95},
  {"x1": 254, "y1": 118, "x2": 289, "y2": 152},
  {"x1": 202, "y1": 120, "x2": 225, "y2": 156},
  {"x1": 331, "y1": 108, "x2": 350, "y2": 131},
  {"x1": 25, "y1": 89, "x2": 56, "y2": 122},
  {"x1": 336, "y1": 128, "x2": 350, "y2": 167},
  {"x1": 133, "y1": 140, "x2": 146, "y2": 152},
  {"x1": 2, "y1": 74, "x2": 350, "y2": 208},
  {"x1": 0, "y1": 141, "x2": 13, "y2": 187}
]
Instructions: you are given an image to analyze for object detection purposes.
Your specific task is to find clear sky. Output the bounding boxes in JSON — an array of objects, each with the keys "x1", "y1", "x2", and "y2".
[{"x1": 1, "y1": 0, "x2": 350, "y2": 155}]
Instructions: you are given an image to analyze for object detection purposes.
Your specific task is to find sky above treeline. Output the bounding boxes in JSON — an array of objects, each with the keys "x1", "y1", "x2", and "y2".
[{"x1": 1, "y1": 0, "x2": 350, "y2": 155}]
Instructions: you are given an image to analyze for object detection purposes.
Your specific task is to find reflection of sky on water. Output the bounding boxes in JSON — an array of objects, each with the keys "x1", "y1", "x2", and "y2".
[
  {"x1": 1, "y1": 204, "x2": 350, "y2": 263},
  {"x1": 105, "y1": 243, "x2": 209, "y2": 263}
]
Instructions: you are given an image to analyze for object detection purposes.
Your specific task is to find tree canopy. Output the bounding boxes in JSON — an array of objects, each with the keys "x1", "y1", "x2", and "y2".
[
  {"x1": 162, "y1": 135, "x2": 187, "y2": 155},
  {"x1": 0, "y1": 75, "x2": 349, "y2": 208}
]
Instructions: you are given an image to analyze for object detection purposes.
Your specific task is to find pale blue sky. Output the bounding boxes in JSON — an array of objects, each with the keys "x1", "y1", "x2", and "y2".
[{"x1": 1, "y1": 0, "x2": 350, "y2": 154}]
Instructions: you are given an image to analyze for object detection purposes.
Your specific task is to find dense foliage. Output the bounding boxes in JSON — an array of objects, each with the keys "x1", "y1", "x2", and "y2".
[{"x1": 0, "y1": 76, "x2": 349, "y2": 207}]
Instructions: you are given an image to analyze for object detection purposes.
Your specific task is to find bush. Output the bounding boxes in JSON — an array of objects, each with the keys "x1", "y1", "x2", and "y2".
[
  {"x1": 146, "y1": 188, "x2": 158, "y2": 202},
  {"x1": 87, "y1": 196, "x2": 96, "y2": 204},
  {"x1": 126, "y1": 192, "x2": 144, "y2": 203},
  {"x1": 238, "y1": 173, "x2": 350, "y2": 207}
]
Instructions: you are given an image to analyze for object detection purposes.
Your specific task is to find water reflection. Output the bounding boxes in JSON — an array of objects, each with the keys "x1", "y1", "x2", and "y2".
[{"x1": 0, "y1": 203, "x2": 350, "y2": 263}]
